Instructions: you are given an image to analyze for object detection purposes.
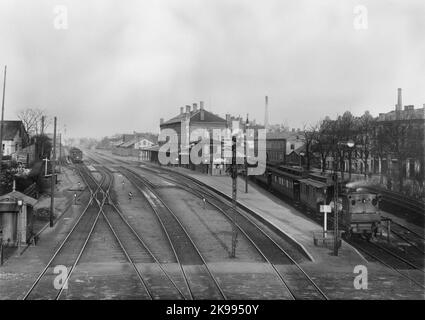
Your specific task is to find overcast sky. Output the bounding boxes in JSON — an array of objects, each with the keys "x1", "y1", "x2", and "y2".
[{"x1": 0, "y1": 0, "x2": 424, "y2": 138}]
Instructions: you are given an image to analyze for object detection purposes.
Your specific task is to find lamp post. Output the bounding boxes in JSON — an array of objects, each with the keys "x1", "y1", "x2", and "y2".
[
  {"x1": 346, "y1": 140, "x2": 355, "y2": 180},
  {"x1": 333, "y1": 140, "x2": 355, "y2": 256}
]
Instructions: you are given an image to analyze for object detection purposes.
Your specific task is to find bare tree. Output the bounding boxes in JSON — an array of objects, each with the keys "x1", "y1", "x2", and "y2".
[
  {"x1": 17, "y1": 108, "x2": 50, "y2": 135},
  {"x1": 313, "y1": 118, "x2": 334, "y2": 173},
  {"x1": 356, "y1": 111, "x2": 375, "y2": 178},
  {"x1": 302, "y1": 123, "x2": 319, "y2": 171}
]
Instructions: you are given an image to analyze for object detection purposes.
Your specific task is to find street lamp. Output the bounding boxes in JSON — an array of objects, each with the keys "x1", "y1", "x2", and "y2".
[{"x1": 333, "y1": 140, "x2": 355, "y2": 256}]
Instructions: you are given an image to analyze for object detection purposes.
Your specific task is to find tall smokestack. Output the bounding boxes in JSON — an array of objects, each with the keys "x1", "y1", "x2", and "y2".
[
  {"x1": 264, "y1": 95, "x2": 269, "y2": 131},
  {"x1": 396, "y1": 88, "x2": 402, "y2": 111}
]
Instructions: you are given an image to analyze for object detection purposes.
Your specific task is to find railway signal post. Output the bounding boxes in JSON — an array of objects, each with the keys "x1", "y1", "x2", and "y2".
[
  {"x1": 50, "y1": 116, "x2": 57, "y2": 228},
  {"x1": 230, "y1": 136, "x2": 238, "y2": 258},
  {"x1": 333, "y1": 172, "x2": 340, "y2": 256}
]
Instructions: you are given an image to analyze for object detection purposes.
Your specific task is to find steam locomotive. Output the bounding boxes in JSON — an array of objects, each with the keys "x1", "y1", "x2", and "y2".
[
  {"x1": 69, "y1": 147, "x2": 83, "y2": 163},
  {"x1": 252, "y1": 165, "x2": 381, "y2": 239}
]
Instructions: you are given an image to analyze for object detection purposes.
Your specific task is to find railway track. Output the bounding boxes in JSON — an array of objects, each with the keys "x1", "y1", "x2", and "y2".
[
  {"x1": 365, "y1": 186, "x2": 425, "y2": 218},
  {"x1": 348, "y1": 237, "x2": 425, "y2": 290},
  {"x1": 23, "y1": 165, "x2": 106, "y2": 300},
  {"x1": 387, "y1": 220, "x2": 425, "y2": 255},
  {"x1": 83, "y1": 166, "x2": 186, "y2": 299},
  {"x1": 122, "y1": 165, "x2": 329, "y2": 300},
  {"x1": 118, "y1": 167, "x2": 227, "y2": 300}
]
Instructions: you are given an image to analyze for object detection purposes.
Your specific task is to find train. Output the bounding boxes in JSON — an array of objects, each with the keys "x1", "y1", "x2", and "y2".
[
  {"x1": 252, "y1": 165, "x2": 381, "y2": 239},
  {"x1": 69, "y1": 147, "x2": 83, "y2": 163}
]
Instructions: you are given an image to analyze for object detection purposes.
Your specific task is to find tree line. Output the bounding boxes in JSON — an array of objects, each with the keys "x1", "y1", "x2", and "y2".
[{"x1": 302, "y1": 110, "x2": 424, "y2": 191}]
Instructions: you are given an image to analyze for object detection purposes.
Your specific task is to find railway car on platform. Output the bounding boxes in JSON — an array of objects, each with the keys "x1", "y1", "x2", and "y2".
[
  {"x1": 69, "y1": 147, "x2": 83, "y2": 163},
  {"x1": 253, "y1": 164, "x2": 381, "y2": 240}
]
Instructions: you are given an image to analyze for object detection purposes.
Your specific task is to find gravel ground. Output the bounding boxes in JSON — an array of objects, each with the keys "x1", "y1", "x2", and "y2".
[
  {"x1": 156, "y1": 187, "x2": 264, "y2": 263},
  {"x1": 112, "y1": 171, "x2": 176, "y2": 264}
]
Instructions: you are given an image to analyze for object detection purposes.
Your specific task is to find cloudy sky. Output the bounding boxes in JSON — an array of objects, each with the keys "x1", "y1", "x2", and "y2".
[{"x1": 0, "y1": 0, "x2": 424, "y2": 138}]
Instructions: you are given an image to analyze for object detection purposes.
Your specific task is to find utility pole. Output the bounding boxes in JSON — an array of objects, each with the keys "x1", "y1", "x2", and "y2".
[
  {"x1": 40, "y1": 116, "x2": 45, "y2": 158},
  {"x1": 59, "y1": 133, "x2": 62, "y2": 173},
  {"x1": 244, "y1": 114, "x2": 249, "y2": 193},
  {"x1": 230, "y1": 135, "x2": 238, "y2": 258},
  {"x1": 333, "y1": 172, "x2": 339, "y2": 256},
  {"x1": 50, "y1": 117, "x2": 57, "y2": 227},
  {"x1": 0, "y1": 66, "x2": 7, "y2": 170}
]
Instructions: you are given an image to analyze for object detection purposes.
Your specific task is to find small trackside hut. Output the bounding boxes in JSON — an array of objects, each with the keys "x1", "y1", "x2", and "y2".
[{"x1": 0, "y1": 189, "x2": 38, "y2": 247}]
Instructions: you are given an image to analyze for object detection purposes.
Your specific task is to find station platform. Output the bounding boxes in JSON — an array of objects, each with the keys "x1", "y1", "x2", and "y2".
[{"x1": 160, "y1": 166, "x2": 366, "y2": 266}]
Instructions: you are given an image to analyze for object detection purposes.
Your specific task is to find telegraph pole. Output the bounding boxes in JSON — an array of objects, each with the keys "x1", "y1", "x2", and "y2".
[
  {"x1": 59, "y1": 133, "x2": 62, "y2": 173},
  {"x1": 40, "y1": 116, "x2": 45, "y2": 158},
  {"x1": 0, "y1": 66, "x2": 7, "y2": 169},
  {"x1": 50, "y1": 117, "x2": 57, "y2": 227},
  {"x1": 230, "y1": 135, "x2": 238, "y2": 258},
  {"x1": 244, "y1": 114, "x2": 249, "y2": 193}
]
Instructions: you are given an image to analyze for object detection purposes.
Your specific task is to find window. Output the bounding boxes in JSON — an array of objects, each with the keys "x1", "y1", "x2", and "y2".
[
  {"x1": 15, "y1": 143, "x2": 19, "y2": 151},
  {"x1": 290, "y1": 144, "x2": 295, "y2": 150}
]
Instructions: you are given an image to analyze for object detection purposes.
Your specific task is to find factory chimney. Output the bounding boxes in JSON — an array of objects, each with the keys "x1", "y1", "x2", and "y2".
[
  {"x1": 396, "y1": 88, "x2": 402, "y2": 111},
  {"x1": 264, "y1": 95, "x2": 269, "y2": 131}
]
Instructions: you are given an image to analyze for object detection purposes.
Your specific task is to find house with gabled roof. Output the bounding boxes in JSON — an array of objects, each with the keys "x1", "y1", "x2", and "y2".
[{"x1": 1, "y1": 120, "x2": 30, "y2": 158}]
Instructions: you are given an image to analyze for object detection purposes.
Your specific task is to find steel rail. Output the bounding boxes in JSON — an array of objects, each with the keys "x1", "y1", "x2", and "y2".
[
  {"x1": 133, "y1": 166, "x2": 328, "y2": 300},
  {"x1": 120, "y1": 167, "x2": 227, "y2": 300},
  {"x1": 22, "y1": 166, "x2": 103, "y2": 300},
  {"x1": 98, "y1": 166, "x2": 187, "y2": 299},
  {"x1": 349, "y1": 239, "x2": 425, "y2": 290},
  {"x1": 76, "y1": 168, "x2": 154, "y2": 300},
  {"x1": 118, "y1": 168, "x2": 194, "y2": 300}
]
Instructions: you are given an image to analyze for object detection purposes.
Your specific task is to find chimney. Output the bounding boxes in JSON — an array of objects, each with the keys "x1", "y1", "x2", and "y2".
[
  {"x1": 200, "y1": 107, "x2": 205, "y2": 121},
  {"x1": 396, "y1": 88, "x2": 402, "y2": 111},
  {"x1": 160, "y1": 118, "x2": 164, "y2": 125},
  {"x1": 186, "y1": 105, "x2": 191, "y2": 113},
  {"x1": 180, "y1": 107, "x2": 184, "y2": 115},
  {"x1": 193, "y1": 103, "x2": 198, "y2": 112},
  {"x1": 264, "y1": 95, "x2": 269, "y2": 130},
  {"x1": 200, "y1": 101, "x2": 204, "y2": 110},
  {"x1": 226, "y1": 114, "x2": 231, "y2": 122}
]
